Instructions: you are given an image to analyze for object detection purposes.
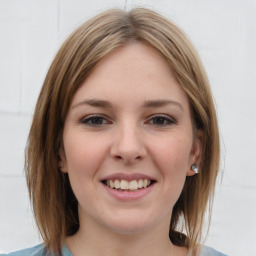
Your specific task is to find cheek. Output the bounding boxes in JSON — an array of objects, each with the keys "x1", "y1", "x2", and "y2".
[
  {"x1": 150, "y1": 136, "x2": 192, "y2": 173},
  {"x1": 63, "y1": 132, "x2": 108, "y2": 206},
  {"x1": 145, "y1": 136, "x2": 192, "y2": 213},
  {"x1": 149, "y1": 135, "x2": 192, "y2": 200},
  {"x1": 63, "y1": 131, "x2": 108, "y2": 177}
]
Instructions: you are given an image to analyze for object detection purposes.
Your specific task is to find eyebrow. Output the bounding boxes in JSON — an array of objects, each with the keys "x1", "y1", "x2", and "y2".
[
  {"x1": 143, "y1": 99, "x2": 184, "y2": 111},
  {"x1": 71, "y1": 98, "x2": 184, "y2": 111},
  {"x1": 71, "y1": 99, "x2": 113, "y2": 109}
]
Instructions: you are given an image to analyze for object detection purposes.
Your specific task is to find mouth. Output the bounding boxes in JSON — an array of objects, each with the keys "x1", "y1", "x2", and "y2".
[{"x1": 102, "y1": 179, "x2": 156, "y2": 192}]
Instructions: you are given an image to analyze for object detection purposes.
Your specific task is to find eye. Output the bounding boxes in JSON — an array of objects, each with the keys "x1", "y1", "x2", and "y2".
[
  {"x1": 147, "y1": 115, "x2": 176, "y2": 126},
  {"x1": 80, "y1": 115, "x2": 111, "y2": 126}
]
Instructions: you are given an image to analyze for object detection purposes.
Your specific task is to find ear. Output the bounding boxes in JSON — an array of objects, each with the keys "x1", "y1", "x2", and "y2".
[
  {"x1": 59, "y1": 145, "x2": 68, "y2": 173},
  {"x1": 186, "y1": 129, "x2": 204, "y2": 176}
]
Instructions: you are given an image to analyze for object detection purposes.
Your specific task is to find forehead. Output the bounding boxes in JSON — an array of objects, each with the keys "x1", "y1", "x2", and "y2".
[{"x1": 71, "y1": 42, "x2": 190, "y2": 112}]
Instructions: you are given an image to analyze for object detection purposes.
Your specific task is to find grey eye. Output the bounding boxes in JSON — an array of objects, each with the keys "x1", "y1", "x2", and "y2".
[
  {"x1": 81, "y1": 116, "x2": 109, "y2": 126},
  {"x1": 148, "y1": 115, "x2": 175, "y2": 126}
]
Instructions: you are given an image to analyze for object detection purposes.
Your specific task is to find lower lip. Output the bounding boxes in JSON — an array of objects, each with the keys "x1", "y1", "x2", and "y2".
[{"x1": 102, "y1": 183, "x2": 155, "y2": 201}]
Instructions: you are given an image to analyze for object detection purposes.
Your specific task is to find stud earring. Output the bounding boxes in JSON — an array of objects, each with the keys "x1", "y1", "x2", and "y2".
[{"x1": 191, "y1": 164, "x2": 199, "y2": 174}]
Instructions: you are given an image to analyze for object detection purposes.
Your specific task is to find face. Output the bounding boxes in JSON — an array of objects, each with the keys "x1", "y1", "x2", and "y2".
[{"x1": 61, "y1": 43, "x2": 202, "y2": 236}]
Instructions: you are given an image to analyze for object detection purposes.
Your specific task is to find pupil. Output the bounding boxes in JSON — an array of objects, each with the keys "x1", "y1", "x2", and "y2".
[
  {"x1": 92, "y1": 118, "x2": 103, "y2": 124},
  {"x1": 154, "y1": 117, "x2": 164, "y2": 124}
]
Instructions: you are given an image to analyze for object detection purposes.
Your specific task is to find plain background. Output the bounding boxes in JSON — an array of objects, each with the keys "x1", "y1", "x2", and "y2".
[{"x1": 0, "y1": 0, "x2": 256, "y2": 255}]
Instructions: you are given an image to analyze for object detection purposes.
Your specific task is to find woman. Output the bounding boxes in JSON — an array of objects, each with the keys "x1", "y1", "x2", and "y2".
[{"x1": 5, "y1": 8, "x2": 227, "y2": 256}]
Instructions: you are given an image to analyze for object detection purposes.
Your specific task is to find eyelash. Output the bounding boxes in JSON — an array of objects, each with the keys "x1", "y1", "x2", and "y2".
[
  {"x1": 80, "y1": 114, "x2": 176, "y2": 127},
  {"x1": 146, "y1": 115, "x2": 176, "y2": 126},
  {"x1": 80, "y1": 115, "x2": 111, "y2": 126}
]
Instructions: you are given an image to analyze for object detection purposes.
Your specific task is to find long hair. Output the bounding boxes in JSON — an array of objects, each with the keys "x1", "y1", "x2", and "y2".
[{"x1": 25, "y1": 8, "x2": 220, "y2": 255}]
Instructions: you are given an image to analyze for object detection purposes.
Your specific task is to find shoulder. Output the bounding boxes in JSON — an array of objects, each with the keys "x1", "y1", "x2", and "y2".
[
  {"x1": 2, "y1": 244, "x2": 52, "y2": 256},
  {"x1": 1, "y1": 244, "x2": 72, "y2": 256},
  {"x1": 200, "y1": 245, "x2": 228, "y2": 256}
]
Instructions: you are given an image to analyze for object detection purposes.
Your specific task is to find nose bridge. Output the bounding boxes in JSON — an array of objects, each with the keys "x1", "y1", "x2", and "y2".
[{"x1": 111, "y1": 118, "x2": 146, "y2": 163}]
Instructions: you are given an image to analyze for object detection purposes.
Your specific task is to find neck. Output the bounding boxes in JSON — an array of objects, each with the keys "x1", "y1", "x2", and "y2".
[{"x1": 66, "y1": 217, "x2": 175, "y2": 256}]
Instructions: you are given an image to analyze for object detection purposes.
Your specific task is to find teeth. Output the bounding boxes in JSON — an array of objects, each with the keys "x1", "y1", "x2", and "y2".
[
  {"x1": 110, "y1": 180, "x2": 114, "y2": 188},
  {"x1": 114, "y1": 179, "x2": 120, "y2": 189},
  {"x1": 138, "y1": 179, "x2": 143, "y2": 188},
  {"x1": 129, "y1": 180, "x2": 138, "y2": 190},
  {"x1": 105, "y1": 179, "x2": 152, "y2": 190},
  {"x1": 120, "y1": 180, "x2": 129, "y2": 190}
]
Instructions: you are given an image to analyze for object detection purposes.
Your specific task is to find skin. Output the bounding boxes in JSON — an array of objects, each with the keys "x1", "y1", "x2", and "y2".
[{"x1": 60, "y1": 42, "x2": 202, "y2": 256}]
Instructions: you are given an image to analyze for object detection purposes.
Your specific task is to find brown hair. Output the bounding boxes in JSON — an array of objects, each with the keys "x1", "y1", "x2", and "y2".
[{"x1": 25, "y1": 7, "x2": 220, "y2": 255}]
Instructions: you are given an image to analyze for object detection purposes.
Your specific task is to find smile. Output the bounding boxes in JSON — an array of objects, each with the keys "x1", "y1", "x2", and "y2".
[{"x1": 103, "y1": 179, "x2": 154, "y2": 191}]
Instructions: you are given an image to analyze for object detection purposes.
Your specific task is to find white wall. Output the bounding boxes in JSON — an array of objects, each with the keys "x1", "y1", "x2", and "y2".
[{"x1": 0, "y1": 0, "x2": 255, "y2": 255}]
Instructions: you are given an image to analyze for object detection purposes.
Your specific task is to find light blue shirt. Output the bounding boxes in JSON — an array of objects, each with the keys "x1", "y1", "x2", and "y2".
[
  {"x1": 200, "y1": 246, "x2": 228, "y2": 256},
  {"x1": 1, "y1": 243, "x2": 228, "y2": 256}
]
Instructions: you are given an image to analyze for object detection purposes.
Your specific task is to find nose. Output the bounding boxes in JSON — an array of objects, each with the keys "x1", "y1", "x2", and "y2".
[{"x1": 110, "y1": 122, "x2": 147, "y2": 164}]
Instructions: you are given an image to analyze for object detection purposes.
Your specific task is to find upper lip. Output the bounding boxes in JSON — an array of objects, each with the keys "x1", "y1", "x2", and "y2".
[{"x1": 100, "y1": 173, "x2": 156, "y2": 181}]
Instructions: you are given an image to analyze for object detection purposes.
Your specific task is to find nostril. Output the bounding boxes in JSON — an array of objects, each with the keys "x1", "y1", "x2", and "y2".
[
  {"x1": 110, "y1": 134, "x2": 147, "y2": 163},
  {"x1": 113, "y1": 154, "x2": 144, "y2": 163}
]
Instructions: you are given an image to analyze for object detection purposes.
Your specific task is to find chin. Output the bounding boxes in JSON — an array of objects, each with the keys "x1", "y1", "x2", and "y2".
[
  {"x1": 107, "y1": 222, "x2": 150, "y2": 236},
  {"x1": 102, "y1": 211, "x2": 161, "y2": 235}
]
